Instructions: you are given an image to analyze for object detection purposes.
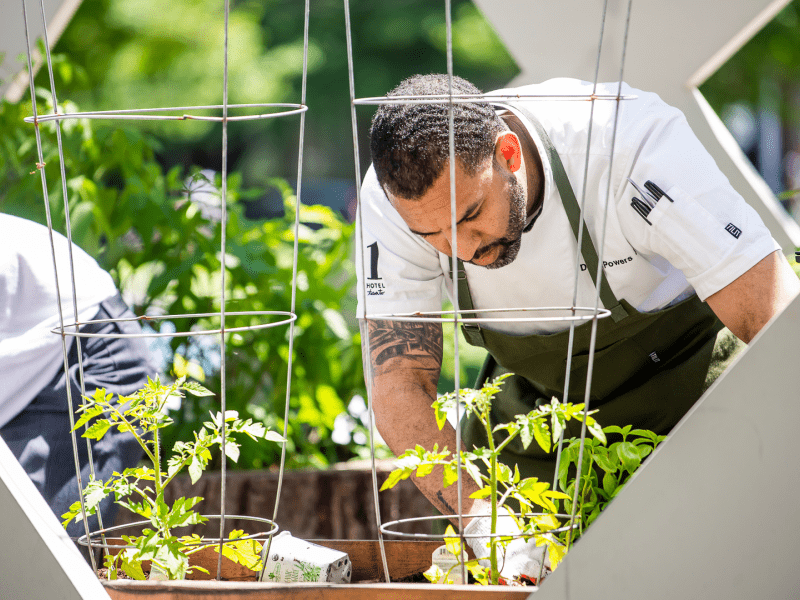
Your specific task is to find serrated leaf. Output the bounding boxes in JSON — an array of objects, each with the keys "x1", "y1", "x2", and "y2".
[
  {"x1": 73, "y1": 405, "x2": 105, "y2": 431},
  {"x1": 183, "y1": 381, "x2": 214, "y2": 396},
  {"x1": 442, "y1": 463, "x2": 459, "y2": 488},
  {"x1": 469, "y1": 487, "x2": 493, "y2": 500},
  {"x1": 380, "y1": 469, "x2": 404, "y2": 492},
  {"x1": 586, "y1": 417, "x2": 607, "y2": 445},
  {"x1": 188, "y1": 458, "x2": 203, "y2": 484},
  {"x1": 547, "y1": 539, "x2": 567, "y2": 570},
  {"x1": 83, "y1": 419, "x2": 112, "y2": 440},
  {"x1": 415, "y1": 462, "x2": 434, "y2": 478},
  {"x1": 224, "y1": 442, "x2": 240, "y2": 463},
  {"x1": 443, "y1": 524, "x2": 461, "y2": 553}
]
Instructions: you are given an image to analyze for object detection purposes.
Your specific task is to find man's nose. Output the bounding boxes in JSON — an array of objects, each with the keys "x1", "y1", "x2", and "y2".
[{"x1": 452, "y1": 231, "x2": 482, "y2": 262}]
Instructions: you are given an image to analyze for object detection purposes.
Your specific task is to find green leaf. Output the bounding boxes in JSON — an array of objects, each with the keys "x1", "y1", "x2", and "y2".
[
  {"x1": 380, "y1": 469, "x2": 404, "y2": 491},
  {"x1": 423, "y1": 564, "x2": 444, "y2": 583},
  {"x1": 83, "y1": 419, "x2": 112, "y2": 440},
  {"x1": 616, "y1": 442, "x2": 641, "y2": 473},
  {"x1": 602, "y1": 472, "x2": 618, "y2": 498},
  {"x1": 468, "y1": 487, "x2": 493, "y2": 500},
  {"x1": 443, "y1": 525, "x2": 463, "y2": 558},
  {"x1": 188, "y1": 457, "x2": 203, "y2": 484},
  {"x1": 224, "y1": 442, "x2": 240, "y2": 463},
  {"x1": 593, "y1": 448, "x2": 617, "y2": 473},
  {"x1": 532, "y1": 418, "x2": 550, "y2": 452},
  {"x1": 496, "y1": 462, "x2": 512, "y2": 484},
  {"x1": 586, "y1": 417, "x2": 607, "y2": 445},
  {"x1": 73, "y1": 405, "x2": 106, "y2": 431},
  {"x1": 442, "y1": 464, "x2": 459, "y2": 488},
  {"x1": 264, "y1": 430, "x2": 286, "y2": 443},
  {"x1": 183, "y1": 381, "x2": 215, "y2": 397},
  {"x1": 415, "y1": 462, "x2": 434, "y2": 478}
]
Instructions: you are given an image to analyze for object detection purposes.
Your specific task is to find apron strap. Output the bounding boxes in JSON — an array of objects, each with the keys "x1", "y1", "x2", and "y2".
[
  {"x1": 456, "y1": 258, "x2": 484, "y2": 345},
  {"x1": 456, "y1": 103, "x2": 629, "y2": 338},
  {"x1": 512, "y1": 104, "x2": 627, "y2": 322}
]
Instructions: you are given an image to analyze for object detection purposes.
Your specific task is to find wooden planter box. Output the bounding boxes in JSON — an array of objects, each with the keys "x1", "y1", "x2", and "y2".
[
  {"x1": 101, "y1": 540, "x2": 536, "y2": 599},
  {"x1": 111, "y1": 461, "x2": 433, "y2": 540}
]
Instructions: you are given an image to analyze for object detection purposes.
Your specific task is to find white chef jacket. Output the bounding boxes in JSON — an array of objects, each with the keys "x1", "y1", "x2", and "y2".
[
  {"x1": 0, "y1": 214, "x2": 117, "y2": 427},
  {"x1": 356, "y1": 79, "x2": 780, "y2": 335}
]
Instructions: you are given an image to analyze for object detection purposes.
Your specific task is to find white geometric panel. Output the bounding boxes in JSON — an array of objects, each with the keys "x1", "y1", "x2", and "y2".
[
  {"x1": 530, "y1": 277, "x2": 800, "y2": 599},
  {"x1": 473, "y1": 0, "x2": 800, "y2": 252},
  {"x1": 0, "y1": 435, "x2": 109, "y2": 600},
  {"x1": 0, "y1": 0, "x2": 84, "y2": 101}
]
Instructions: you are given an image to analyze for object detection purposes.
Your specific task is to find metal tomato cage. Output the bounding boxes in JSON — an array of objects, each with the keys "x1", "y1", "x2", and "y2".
[
  {"x1": 19, "y1": 0, "x2": 312, "y2": 581},
  {"x1": 346, "y1": 0, "x2": 636, "y2": 586}
]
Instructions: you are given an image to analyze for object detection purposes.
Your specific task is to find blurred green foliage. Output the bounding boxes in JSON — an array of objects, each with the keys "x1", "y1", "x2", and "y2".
[
  {"x1": 0, "y1": 87, "x2": 366, "y2": 469},
  {"x1": 48, "y1": 0, "x2": 519, "y2": 187},
  {"x1": 701, "y1": 1, "x2": 800, "y2": 127}
]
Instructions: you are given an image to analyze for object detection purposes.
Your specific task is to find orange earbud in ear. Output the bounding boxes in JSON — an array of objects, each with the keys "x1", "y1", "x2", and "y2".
[{"x1": 499, "y1": 134, "x2": 521, "y2": 172}]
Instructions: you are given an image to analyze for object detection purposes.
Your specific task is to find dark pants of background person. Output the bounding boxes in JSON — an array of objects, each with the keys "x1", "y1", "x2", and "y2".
[{"x1": 0, "y1": 295, "x2": 158, "y2": 552}]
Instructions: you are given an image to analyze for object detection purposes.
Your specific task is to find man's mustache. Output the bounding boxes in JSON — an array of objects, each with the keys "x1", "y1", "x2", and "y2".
[{"x1": 470, "y1": 237, "x2": 516, "y2": 263}]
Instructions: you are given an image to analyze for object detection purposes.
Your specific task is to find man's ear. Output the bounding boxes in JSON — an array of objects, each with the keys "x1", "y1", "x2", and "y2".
[{"x1": 496, "y1": 132, "x2": 521, "y2": 172}]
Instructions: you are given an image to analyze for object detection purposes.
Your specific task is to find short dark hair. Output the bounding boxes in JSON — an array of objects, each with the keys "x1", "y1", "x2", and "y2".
[{"x1": 369, "y1": 74, "x2": 506, "y2": 200}]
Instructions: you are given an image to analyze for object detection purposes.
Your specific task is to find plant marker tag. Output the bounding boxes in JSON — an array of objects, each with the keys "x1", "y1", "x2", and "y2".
[
  {"x1": 261, "y1": 532, "x2": 351, "y2": 583},
  {"x1": 431, "y1": 544, "x2": 466, "y2": 584}
]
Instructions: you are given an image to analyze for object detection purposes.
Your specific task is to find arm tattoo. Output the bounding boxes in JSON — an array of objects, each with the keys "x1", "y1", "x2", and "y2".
[{"x1": 366, "y1": 320, "x2": 443, "y2": 368}]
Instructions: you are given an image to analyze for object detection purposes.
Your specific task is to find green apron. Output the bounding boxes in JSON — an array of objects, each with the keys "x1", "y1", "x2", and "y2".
[{"x1": 460, "y1": 105, "x2": 734, "y2": 484}]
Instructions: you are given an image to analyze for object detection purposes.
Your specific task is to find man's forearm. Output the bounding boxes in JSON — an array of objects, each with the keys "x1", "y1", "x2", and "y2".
[
  {"x1": 707, "y1": 250, "x2": 800, "y2": 343},
  {"x1": 360, "y1": 318, "x2": 487, "y2": 522}
]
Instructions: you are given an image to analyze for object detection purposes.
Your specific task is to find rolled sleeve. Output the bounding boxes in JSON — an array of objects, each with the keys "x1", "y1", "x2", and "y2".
[
  {"x1": 355, "y1": 167, "x2": 444, "y2": 319},
  {"x1": 617, "y1": 98, "x2": 781, "y2": 301}
]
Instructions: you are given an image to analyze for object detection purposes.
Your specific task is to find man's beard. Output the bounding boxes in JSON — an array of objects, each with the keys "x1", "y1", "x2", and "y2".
[{"x1": 471, "y1": 175, "x2": 527, "y2": 269}]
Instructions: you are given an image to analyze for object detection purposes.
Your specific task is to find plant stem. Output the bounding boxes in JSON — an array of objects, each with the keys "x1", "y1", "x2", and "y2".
[
  {"x1": 482, "y1": 408, "x2": 499, "y2": 585},
  {"x1": 107, "y1": 402, "x2": 158, "y2": 465}
]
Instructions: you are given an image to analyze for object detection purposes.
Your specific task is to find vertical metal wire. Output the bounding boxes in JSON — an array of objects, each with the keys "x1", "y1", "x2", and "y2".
[
  {"x1": 256, "y1": 0, "x2": 311, "y2": 583},
  {"x1": 216, "y1": 0, "x2": 231, "y2": 581},
  {"x1": 567, "y1": 0, "x2": 634, "y2": 549},
  {"x1": 443, "y1": 0, "x2": 467, "y2": 585},
  {"x1": 541, "y1": 7, "x2": 611, "y2": 584},
  {"x1": 551, "y1": 0, "x2": 610, "y2": 496},
  {"x1": 343, "y1": 0, "x2": 392, "y2": 583},
  {"x1": 34, "y1": 0, "x2": 109, "y2": 558},
  {"x1": 19, "y1": 0, "x2": 98, "y2": 573}
]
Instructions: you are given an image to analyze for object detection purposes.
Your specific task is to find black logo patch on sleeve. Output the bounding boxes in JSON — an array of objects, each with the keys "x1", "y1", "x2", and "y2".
[{"x1": 724, "y1": 223, "x2": 742, "y2": 239}]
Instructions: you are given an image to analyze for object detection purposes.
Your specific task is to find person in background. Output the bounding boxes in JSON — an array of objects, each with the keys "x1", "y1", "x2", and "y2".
[{"x1": 0, "y1": 213, "x2": 159, "y2": 548}]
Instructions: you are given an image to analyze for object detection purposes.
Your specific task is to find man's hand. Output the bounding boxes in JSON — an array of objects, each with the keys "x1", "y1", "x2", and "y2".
[
  {"x1": 464, "y1": 514, "x2": 553, "y2": 583},
  {"x1": 706, "y1": 250, "x2": 800, "y2": 343}
]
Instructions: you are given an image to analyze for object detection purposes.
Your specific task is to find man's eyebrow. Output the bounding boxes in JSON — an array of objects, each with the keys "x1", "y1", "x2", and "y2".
[{"x1": 408, "y1": 199, "x2": 483, "y2": 237}]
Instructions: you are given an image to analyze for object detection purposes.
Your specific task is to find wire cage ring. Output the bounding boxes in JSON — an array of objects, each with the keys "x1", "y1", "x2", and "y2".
[
  {"x1": 379, "y1": 512, "x2": 580, "y2": 540},
  {"x1": 50, "y1": 310, "x2": 298, "y2": 339},
  {"x1": 24, "y1": 103, "x2": 308, "y2": 124},
  {"x1": 76, "y1": 514, "x2": 279, "y2": 550},
  {"x1": 367, "y1": 305, "x2": 612, "y2": 325}
]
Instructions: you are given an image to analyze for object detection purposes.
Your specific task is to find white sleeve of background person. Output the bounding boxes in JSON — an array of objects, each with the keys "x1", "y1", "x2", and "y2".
[
  {"x1": 615, "y1": 92, "x2": 781, "y2": 302},
  {"x1": 355, "y1": 167, "x2": 444, "y2": 319},
  {"x1": 0, "y1": 215, "x2": 118, "y2": 428}
]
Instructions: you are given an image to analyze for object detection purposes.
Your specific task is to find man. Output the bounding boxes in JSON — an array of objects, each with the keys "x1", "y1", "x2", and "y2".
[
  {"x1": 356, "y1": 75, "x2": 800, "y2": 578},
  {"x1": 0, "y1": 214, "x2": 158, "y2": 548}
]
